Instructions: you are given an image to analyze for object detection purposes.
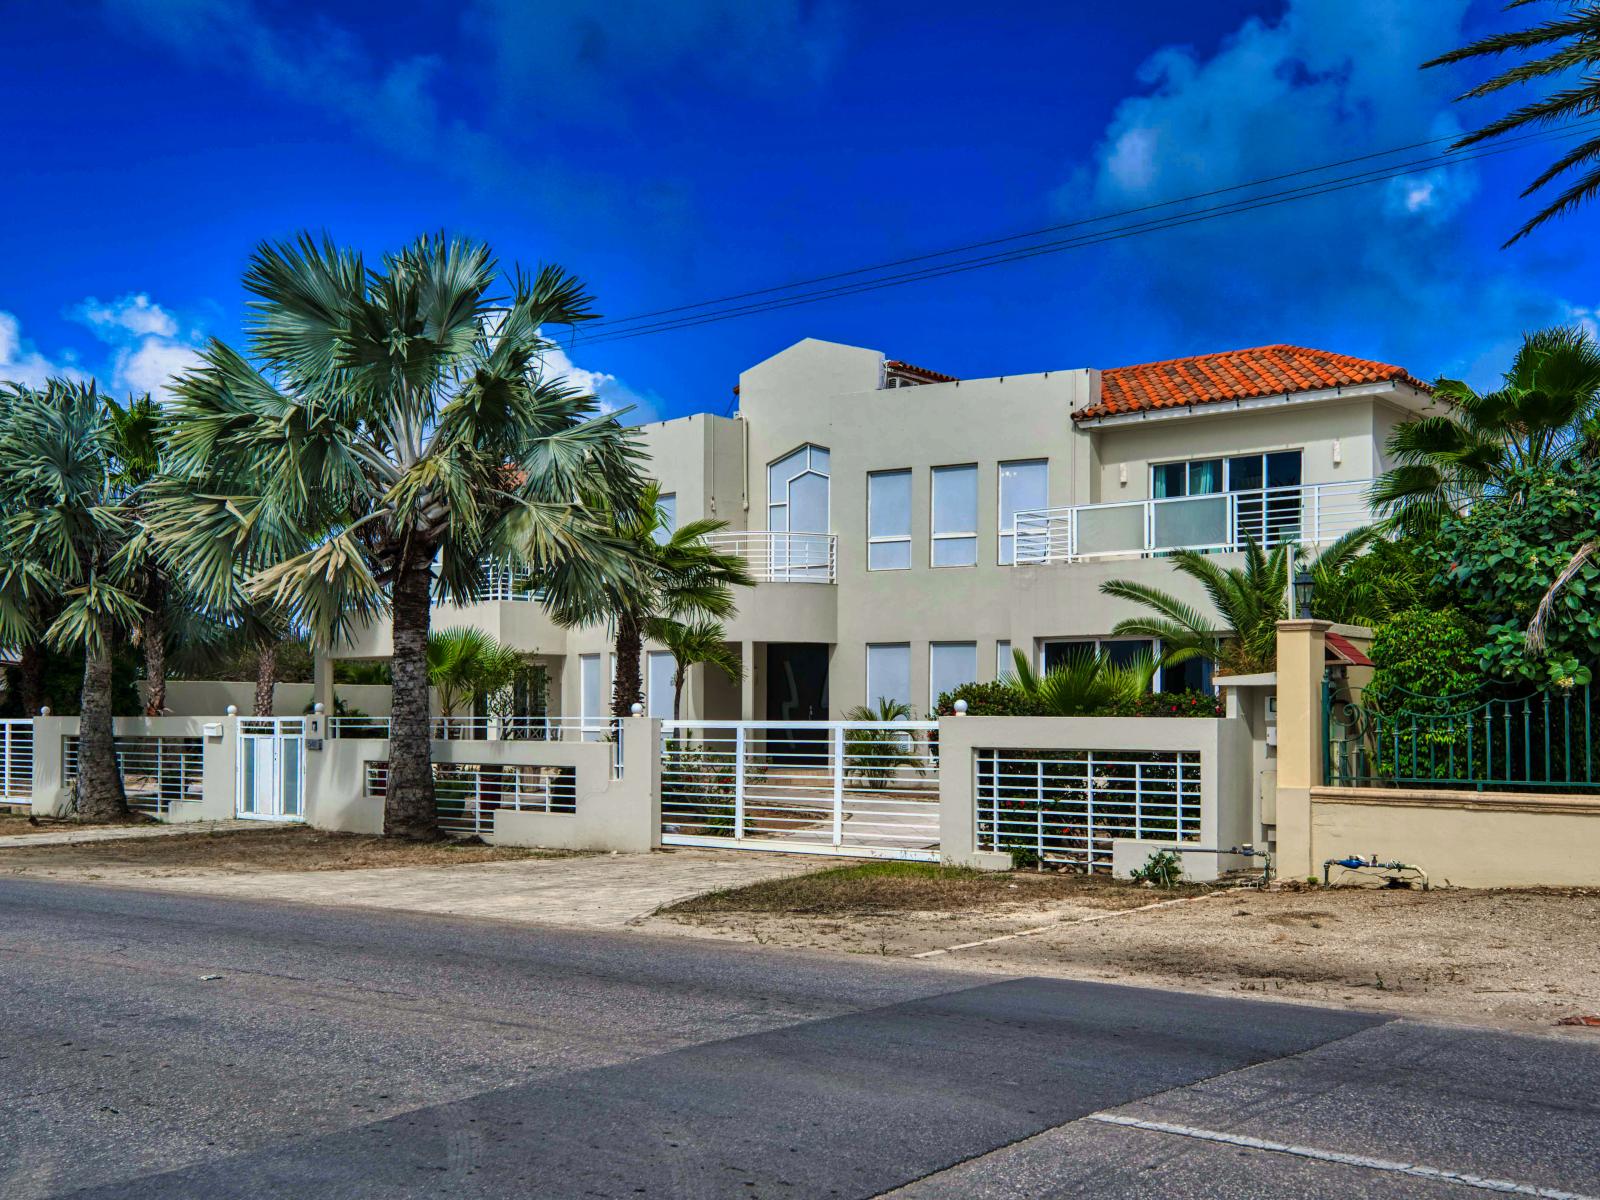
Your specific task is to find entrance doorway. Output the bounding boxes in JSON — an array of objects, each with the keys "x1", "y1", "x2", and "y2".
[
  {"x1": 765, "y1": 644, "x2": 830, "y2": 761},
  {"x1": 237, "y1": 717, "x2": 305, "y2": 820}
]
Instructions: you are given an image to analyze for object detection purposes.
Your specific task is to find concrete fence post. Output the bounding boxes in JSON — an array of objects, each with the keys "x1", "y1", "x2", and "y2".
[
  {"x1": 1274, "y1": 619, "x2": 1330, "y2": 880},
  {"x1": 30, "y1": 715, "x2": 74, "y2": 817}
]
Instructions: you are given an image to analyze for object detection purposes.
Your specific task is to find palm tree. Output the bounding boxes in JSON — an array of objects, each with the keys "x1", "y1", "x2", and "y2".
[
  {"x1": 646, "y1": 617, "x2": 742, "y2": 719},
  {"x1": 1305, "y1": 526, "x2": 1428, "y2": 628},
  {"x1": 1373, "y1": 327, "x2": 1600, "y2": 533},
  {"x1": 152, "y1": 233, "x2": 641, "y2": 839},
  {"x1": 0, "y1": 380, "x2": 148, "y2": 820},
  {"x1": 1424, "y1": 4, "x2": 1600, "y2": 244},
  {"x1": 842, "y1": 697, "x2": 919, "y2": 790},
  {"x1": 1004, "y1": 646, "x2": 1158, "y2": 715},
  {"x1": 427, "y1": 627, "x2": 522, "y2": 735},
  {"x1": 1101, "y1": 539, "x2": 1293, "y2": 676},
  {"x1": 546, "y1": 483, "x2": 753, "y2": 717}
]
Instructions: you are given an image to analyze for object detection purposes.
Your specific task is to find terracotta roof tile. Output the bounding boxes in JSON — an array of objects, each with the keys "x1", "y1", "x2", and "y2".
[
  {"x1": 1077, "y1": 344, "x2": 1426, "y2": 422},
  {"x1": 885, "y1": 359, "x2": 958, "y2": 384}
]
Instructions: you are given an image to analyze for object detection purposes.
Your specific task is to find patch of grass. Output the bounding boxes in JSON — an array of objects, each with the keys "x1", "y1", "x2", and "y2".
[{"x1": 664, "y1": 860, "x2": 1213, "y2": 915}]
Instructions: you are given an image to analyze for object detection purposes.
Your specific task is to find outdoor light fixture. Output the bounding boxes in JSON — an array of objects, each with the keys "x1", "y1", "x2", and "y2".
[{"x1": 1293, "y1": 569, "x2": 1315, "y2": 619}]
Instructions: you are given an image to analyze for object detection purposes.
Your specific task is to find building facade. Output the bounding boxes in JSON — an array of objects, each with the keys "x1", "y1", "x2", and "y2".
[{"x1": 329, "y1": 336, "x2": 1437, "y2": 728}]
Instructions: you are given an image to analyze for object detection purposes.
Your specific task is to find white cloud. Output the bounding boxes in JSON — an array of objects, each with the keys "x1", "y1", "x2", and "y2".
[
  {"x1": 540, "y1": 338, "x2": 659, "y2": 426},
  {"x1": 112, "y1": 338, "x2": 205, "y2": 397},
  {"x1": 1063, "y1": 0, "x2": 1573, "y2": 386},
  {"x1": 71, "y1": 293, "x2": 179, "y2": 340},
  {"x1": 0, "y1": 311, "x2": 85, "y2": 389}
]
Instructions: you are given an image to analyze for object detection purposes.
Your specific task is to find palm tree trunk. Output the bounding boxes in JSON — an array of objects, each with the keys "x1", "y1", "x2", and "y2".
[
  {"x1": 386, "y1": 560, "x2": 438, "y2": 840},
  {"x1": 76, "y1": 626, "x2": 129, "y2": 822},
  {"x1": 253, "y1": 638, "x2": 278, "y2": 717},
  {"x1": 611, "y1": 609, "x2": 643, "y2": 717},
  {"x1": 141, "y1": 592, "x2": 167, "y2": 716},
  {"x1": 672, "y1": 665, "x2": 686, "y2": 721},
  {"x1": 17, "y1": 642, "x2": 45, "y2": 716}
]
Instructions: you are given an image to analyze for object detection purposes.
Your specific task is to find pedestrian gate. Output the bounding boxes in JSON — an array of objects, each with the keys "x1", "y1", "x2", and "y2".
[
  {"x1": 237, "y1": 717, "x2": 305, "y2": 821},
  {"x1": 659, "y1": 720, "x2": 940, "y2": 860}
]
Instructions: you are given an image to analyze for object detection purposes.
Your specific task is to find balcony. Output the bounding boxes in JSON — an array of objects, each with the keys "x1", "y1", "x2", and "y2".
[
  {"x1": 702, "y1": 531, "x2": 837, "y2": 584},
  {"x1": 1011, "y1": 479, "x2": 1374, "y2": 565}
]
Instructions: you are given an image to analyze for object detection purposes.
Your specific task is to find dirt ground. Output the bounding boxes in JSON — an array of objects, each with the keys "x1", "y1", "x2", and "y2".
[
  {"x1": 645, "y1": 863, "x2": 1600, "y2": 1029},
  {"x1": 0, "y1": 812, "x2": 154, "y2": 837},
  {"x1": 0, "y1": 825, "x2": 565, "y2": 874}
]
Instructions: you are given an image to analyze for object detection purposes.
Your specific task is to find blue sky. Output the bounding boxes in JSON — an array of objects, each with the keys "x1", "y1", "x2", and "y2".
[{"x1": 2, "y1": 0, "x2": 1597, "y2": 423}]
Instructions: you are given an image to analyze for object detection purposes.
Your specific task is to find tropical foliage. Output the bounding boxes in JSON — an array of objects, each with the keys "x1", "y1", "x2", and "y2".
[
  {"x1": 1428, "y1": 457, "x2": 1600, "y2": 686},
  {"x1": 1424, "y1": 4, "x2": 1600, "y2": 244},
  {"x1": 1373, "y1": 326, "x2": 1600, "y2": 534},
  {"x1": 545, "y1": 482, "x2": 752, "y2": 717},
  {"x1": 1363, "y1": 607, "x2": 1487, "y2": 717},
  {"x1": 426, "y1": 627, "x2": 524, "y2": 734},
  {"x1": 1100, "y1": 538, "x2": 1293, "y2": 676},
  {"x1": 1004, "y1": 646, "x2": 1157, "y2": 715},
  {"x1": 0, "y1": 381, "x2": 150, "y2": 819},
  {"x1": 150, "y1": 233, "x2": 642, "y2": 839},
  {"x1": 646, "y1": 616, "x2": 742, "y2": 720},
  {"x1": 843, "y1": 698, "x2": 920, "y2": 790}
]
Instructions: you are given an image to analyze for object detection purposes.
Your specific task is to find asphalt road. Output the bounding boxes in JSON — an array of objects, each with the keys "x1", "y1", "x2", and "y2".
[{"x1": 1, "y1": 877, "x2": 1596, "y2": 1199}]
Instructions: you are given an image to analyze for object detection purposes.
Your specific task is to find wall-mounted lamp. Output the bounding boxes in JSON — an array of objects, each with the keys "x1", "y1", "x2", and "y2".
[
  {"x1": 1118, "y1": 463, "x2": 1128, "y2": 486},
  {"x1": 1293, "y1": 569, "x2": 1315, "y2": 620},
  {"x1": 1331, "y1": 438, "x2": 1342, "y2": 467}
]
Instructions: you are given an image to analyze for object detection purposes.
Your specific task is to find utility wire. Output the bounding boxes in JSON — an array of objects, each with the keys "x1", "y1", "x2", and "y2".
[{"x1": 567, "y1": 117, "x2": 1600, "y2": 350}]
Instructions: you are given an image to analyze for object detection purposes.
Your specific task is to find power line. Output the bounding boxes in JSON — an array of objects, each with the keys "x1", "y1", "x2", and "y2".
[{"x1": 566, "y1": 118, "x2": 1600, "y2": 350}]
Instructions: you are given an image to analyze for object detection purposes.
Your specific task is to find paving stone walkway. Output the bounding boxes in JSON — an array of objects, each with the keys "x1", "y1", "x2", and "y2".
[{"x1": 1, "y1": 846, "x2": 824, "y2": 928}]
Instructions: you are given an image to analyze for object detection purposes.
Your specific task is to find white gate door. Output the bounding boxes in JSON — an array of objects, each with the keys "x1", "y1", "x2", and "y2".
[
  {"x1": 660, "y1": 720, "x2": 940, "y2": 861},
  {"x1": 237, "y1": 717, "x2": 305, "y2": 821}
]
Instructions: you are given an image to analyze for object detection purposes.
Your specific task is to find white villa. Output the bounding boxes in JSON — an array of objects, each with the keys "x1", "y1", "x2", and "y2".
[{"x1": 328, "y1": 336, "x2": 1438, "y2": 727}]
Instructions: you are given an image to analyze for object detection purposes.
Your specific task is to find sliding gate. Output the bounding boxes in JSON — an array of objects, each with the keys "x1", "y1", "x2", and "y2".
[{"x1": 659, "y1": 720, "x2": 940, "y2": 860}]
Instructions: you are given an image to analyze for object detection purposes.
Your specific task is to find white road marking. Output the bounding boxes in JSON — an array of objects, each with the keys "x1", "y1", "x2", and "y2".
[
  {"x1": 910, "y1": 889, "x2": 1238, "y2": 958},
  {"x1": 1088, "y1": 1113, "x2": 1599, "y2": 1199}
]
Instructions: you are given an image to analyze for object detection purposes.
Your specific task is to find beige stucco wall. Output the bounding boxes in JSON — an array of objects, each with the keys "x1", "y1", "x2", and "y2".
[
  {"x1": 1310, "y1": 787, "x2": 1600, "y2": 888},
  {"x1": 28, "y1": 715, "x2": 237, "y2": 821},
  {"x1": 144, "y1": 681, "x2": 395, "y2": 717},
  {"x1": 934, "y1": 714, "x2": 1252, "y2": 872}
]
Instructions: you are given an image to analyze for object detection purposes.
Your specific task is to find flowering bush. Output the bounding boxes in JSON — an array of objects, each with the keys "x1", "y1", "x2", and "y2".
[{"x1": 934, "y1": 682, "x2": 1221, "y2": 718}]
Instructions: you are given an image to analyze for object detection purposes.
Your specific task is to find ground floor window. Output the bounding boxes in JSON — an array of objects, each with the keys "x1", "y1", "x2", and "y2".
[
  {"x1": 866, "y1": 643, "x2": 911, "y2": 712},
  {"x1": 1039, "y1": 638, "x2": 1213, "y2": 694},
  {"x1": 929, "y1": 641, "x2": 977, "y2": 709},
  {"x1": 647, "y1": 651, "x2": 675, "y2": 719}
]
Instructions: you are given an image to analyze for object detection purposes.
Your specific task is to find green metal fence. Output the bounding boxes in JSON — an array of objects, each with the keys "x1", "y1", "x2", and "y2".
[{"x1": 1324, "y1": 677, "x2": 1600, "y2": 791}]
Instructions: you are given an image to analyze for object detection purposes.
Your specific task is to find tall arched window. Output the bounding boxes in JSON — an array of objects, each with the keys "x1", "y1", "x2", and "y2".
[{"x1": 768, "y1": 445, "x2": 830, "y2": 579}]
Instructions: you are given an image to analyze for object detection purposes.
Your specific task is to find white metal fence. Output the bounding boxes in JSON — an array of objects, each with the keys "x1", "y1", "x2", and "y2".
[
  {"x1": 660, "y1": 720, "x2": 940, "y2": 860},
  {"x1": 975, "y1": 748, "x2": 1201, "y2": 871},
  {"x1": 330, "y1": 715, "x2": 624, "y2": 778},
  {"x1": 1012, "y1": 479, "x2": 1373, "y2": 564},
  {"x1": 0, "y1": 719, "x2": 34, "y2": 804},
  {"x1": 62, "y1": 734, "x2": 206, "y2": 817},
  {"x1": 364, "y1": 760, "x2": 578, "y2": 836},
  {"x1": 700, "y1": 531, "x2": 837, "y2": 584}
]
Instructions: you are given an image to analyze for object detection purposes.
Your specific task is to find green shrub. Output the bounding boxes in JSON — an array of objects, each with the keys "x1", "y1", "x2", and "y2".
[
  {"x1": 934, "y1": 680, "x2": 1046, "y2": 716},
  {"x1": 1366, "y1": 607, "x2": 1485, "y2": 715},
  {"x1": 1129, "y1": 849, "x2": 1184, "y2": 888}
]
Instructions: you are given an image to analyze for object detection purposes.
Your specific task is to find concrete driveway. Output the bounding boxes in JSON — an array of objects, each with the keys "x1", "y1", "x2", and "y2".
[{"x1": 0, "y1": 845, "x2": 822, "y2": 928}]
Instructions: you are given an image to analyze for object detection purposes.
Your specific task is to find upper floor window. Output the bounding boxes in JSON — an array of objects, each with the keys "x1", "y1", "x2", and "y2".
[
  {"x1": 998, "y1": 459, "x2": 1047, "y2": 565},
  {"x1": 867, "y1": 469, "x2": 912, "y2": 570},
  {"x1": 769, "y1": 445, "x2": 830, "y2": 534},
  {"x1": 1152, "y1": 451, "x2": 1303, "y2": 547},
  {"x1": 931, "y1": 463, "x2": 978, "y2": 567},
  {"x1": 652, "y1": 493, "x2": 677, "y2": 545},
  {"x1": 1151, "y1": 451, "x2": 1301, "y2": 497}
]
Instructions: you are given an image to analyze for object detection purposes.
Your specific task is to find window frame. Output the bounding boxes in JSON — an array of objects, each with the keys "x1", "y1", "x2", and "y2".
[
  {"x1": 653, "y1": 493, "x2": 677, "y2": 545},
  {"x1": 928, "y1": 641, "x2": 978, "y2": 709},
  {"x1": 997, "y1": 458, "x2": 1048, "y2": 565},
  {"x1": 866, "y1": 468, "x2": 913, "y2": 571},
  {"x1": 865, "y1": 642, "x2": 912, "y2": 712},
  {"x1": 930, "y1": 462, "x2": 979, "y2": 568}
]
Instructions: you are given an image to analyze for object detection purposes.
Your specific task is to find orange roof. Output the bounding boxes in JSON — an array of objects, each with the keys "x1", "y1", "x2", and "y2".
[
  {"x1": 885, "y1": 359, "x2": 958, "y2": 384},
  {"x1": 1078, "y1": 344, "x2": 1427, "y2": 422}
]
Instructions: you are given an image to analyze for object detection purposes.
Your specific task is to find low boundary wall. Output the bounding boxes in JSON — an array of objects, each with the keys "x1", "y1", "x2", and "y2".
[{"x1": 1310, "y1": 785, "x2": 1600, "y2": 889}]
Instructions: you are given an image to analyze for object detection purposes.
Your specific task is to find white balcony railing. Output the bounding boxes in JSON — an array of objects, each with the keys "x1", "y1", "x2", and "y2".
[
  {"x1": 701, "y1": 531, "x2": 837, "y2": 584},
  {"x1": 473, "y1": 559, "x2": 543, "y2": 603},
  {"x1": 1011, "y1": 479, "x2": 1375, "y2": 565}
]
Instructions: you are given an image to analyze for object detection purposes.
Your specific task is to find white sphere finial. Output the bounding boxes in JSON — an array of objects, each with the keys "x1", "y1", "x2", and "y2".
[
  {"x1": 38, "y1": 706, "x2": 50, "y2": 717},
  {"x1": 313, "y1": 702, "x2": 326, "y2": 714},
  {"x1": 630, "y1": 702, "x2": 644, "y2": 717},
  {"x1": 953, "y1": 699, "x2": 968, "y2": 716},
  {"x1": 225, "y1": 704, "x2": 238, "y2": 716}
]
